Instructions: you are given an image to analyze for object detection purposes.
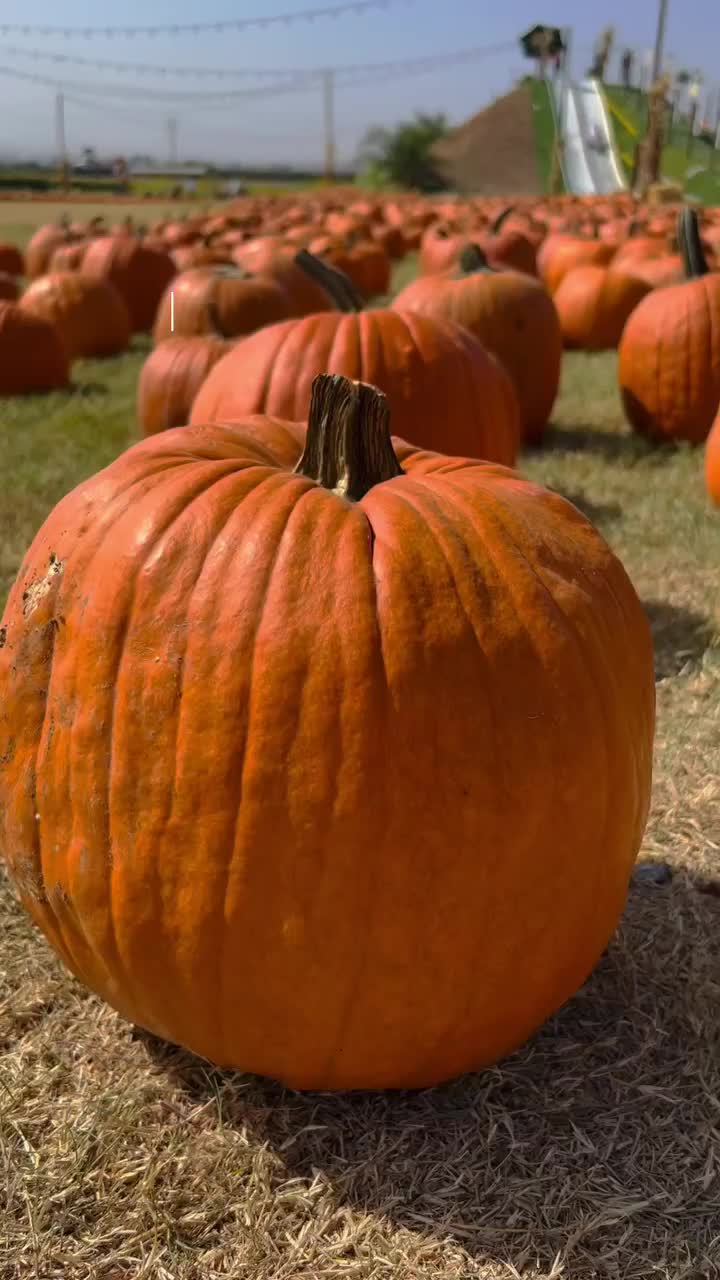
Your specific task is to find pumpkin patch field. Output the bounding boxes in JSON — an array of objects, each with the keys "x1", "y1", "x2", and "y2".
[{"x1": 1, "y1": 192, "x2": 719, "y2": 1280}]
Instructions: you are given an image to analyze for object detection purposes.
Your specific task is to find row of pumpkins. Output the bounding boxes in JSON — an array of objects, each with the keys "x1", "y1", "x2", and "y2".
[
  {"x1": 2, "y1": 190, "x2": 720, "y2": 500},
  {"x1": 0, "y1": 191, "x2": 660, "y2": 1091}
]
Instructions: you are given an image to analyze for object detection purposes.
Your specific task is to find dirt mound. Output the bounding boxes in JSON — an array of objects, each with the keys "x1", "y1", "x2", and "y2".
[{"x1": 433, "y1": 85, "x2": 542, "y2": 195}]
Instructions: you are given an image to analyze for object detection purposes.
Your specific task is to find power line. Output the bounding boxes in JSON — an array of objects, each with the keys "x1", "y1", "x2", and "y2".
[
  {"x1": 0, "y1": 41, "x2": 517, "y2": 103},
  {"x1": 0, "y1": 0, "x2": 411, "y2": 40}
]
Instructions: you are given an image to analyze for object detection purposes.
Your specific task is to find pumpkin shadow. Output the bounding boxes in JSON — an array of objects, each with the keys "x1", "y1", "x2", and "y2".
[
  {"x1": 643, "y1": 598, "x2": 716, "y2": 680},
  {"x1": 542, "y1": 422, "x2": 673, "y2": 463},
  {"x1": 139, "y1": 873, "x2": 720, "y2": 1279}
]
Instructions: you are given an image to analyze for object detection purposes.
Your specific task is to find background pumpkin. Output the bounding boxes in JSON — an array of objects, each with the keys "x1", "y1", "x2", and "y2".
[
  {"x1": 190, "y1": 252, "x2": 520, "y2": 466},
  {"x1": 618, "y1": 208, "x2": 720, "y2": 443},
  {"x1": 392, "y1": 244, "x2": 562, "y2": 446},
  {"x1": 553, "y1": 265, "x2": 651, "y2": 350},
  {"x1": 0, "y1": 301, "x2": 69, "y2": 394},
  {"x1": 20, "y1": 273, "x2": 132, "y2": 361},
  {"x1": 137, "y1": 330, "x2": 233, "y2": 435},
  {"x1": 0, "y1": 374, "x2": 655, "y2": 1091},
  {"x1": 82, "y1": 235, "x2": 176, "y2": 332},
  {"x1": 152, "y1": 264, "x2": 291, "y2": 344}
]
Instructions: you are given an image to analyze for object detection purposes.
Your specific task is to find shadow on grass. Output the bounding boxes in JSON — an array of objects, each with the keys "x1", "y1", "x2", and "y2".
[
  {"x1": 542, "y1": 422, "x2": 674, "y2": 464},
  {"x1": 643, "y1": 598, "x2": 716, "y2": 680},
  {"x1": 139, "y1": 875, "x2": 720, "y2": 1280}
]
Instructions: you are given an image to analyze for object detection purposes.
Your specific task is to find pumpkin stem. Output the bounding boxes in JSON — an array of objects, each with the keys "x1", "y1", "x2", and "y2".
[
  {"x1": 678, "y1": 207, "x2": 708, "y2": 278},
  {"x1": 295, "y1": 374, "x2": 404, "y2": 502},
  {"x1": 206, "y1": 301, "x2": 228, "y2": 339},
  {"x1": 458, "y1": 242, "x2": 494, "y2": 275},
  {"x1": 490, "y1": 205, "x2": 514, "y2": 234},
  {"x1": 294, "y1": 248, "x2": 364, "y2": 313}
]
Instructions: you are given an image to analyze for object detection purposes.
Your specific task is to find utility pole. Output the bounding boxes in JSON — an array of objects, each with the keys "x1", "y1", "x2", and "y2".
[
  {"x1": 322, "y1": 69, "x2": 336, "y2": 183},
  {"x1": 55, "y1": 91, "x2": 68, "y2": 192},
  {"x1": 635, "y1": 1, "x2": 671, "y2": 194},
  {"x1": 167, "y1": 117, "x2": 178, "y2": 165},
  {"x1": 651, "y1": 0, "x2": 669, "y2": 85}
]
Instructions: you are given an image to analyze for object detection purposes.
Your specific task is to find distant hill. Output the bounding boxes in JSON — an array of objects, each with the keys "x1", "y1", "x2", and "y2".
[{"x1": 432, "y1": 83, "x2": 552, "y2": 195}]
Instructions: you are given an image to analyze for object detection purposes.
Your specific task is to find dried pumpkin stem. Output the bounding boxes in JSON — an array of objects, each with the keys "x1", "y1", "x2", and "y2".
[
  {"x1": 295, "y1": 374, "x2": 404, "y2": 501},
  {"x1": 294, "y1": 248, "x2": 365, "y2": 313},
  {"x1": 678, "y1": 207, "x2": 708, "y2": 278}
]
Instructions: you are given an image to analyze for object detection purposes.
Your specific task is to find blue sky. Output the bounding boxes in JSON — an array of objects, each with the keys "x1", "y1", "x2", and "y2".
[{"x1": 1, "y1": 0, "x2": 717, "y2": 167}]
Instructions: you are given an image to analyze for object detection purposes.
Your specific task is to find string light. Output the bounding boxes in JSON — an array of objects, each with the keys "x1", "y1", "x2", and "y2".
[{"x1": 0, "y1": 0, "x2": 411, "y2": 40}]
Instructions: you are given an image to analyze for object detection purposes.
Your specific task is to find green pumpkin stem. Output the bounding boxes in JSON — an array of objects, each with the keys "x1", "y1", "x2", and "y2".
[
  {"x1": 295, "y1": 374, "x2": 404, "y2": 502},
  {"x1": 490, "y1": 205, "x2": 514, "y2": 235},
  {"x1": 294, "y1": 248, "x2": 364, "y2": 313},
  {"x1": 458, "y1": 242, "x2": 494, "y2": 276},
  {"x1": 678, "y1": 207, "x2": 709, "y2": 278},
  {"x1": 205, "y1": 301, "x2": 227, "y2": 340}
]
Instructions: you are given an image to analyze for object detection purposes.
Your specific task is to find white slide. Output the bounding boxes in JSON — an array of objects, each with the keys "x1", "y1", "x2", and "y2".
[{"x1": 550, "y1": 75, "x2": 627, "y2": 195}]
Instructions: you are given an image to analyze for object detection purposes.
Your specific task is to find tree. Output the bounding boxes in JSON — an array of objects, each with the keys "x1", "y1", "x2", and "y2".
[{"x1": 357, "y1": 113, "x2": 449, "y2": 191}]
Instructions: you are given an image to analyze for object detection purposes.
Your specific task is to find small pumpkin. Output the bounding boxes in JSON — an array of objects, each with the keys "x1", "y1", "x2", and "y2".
[
  {"x1": 392, "y1": 244, "x2": 562, "y2": 446},
  {"x1": 152, "y1": 265, "x2": 291, "y2": 344},
  {"x1": 540, "y1": 236, "x2": 615, "y2": 295},
  {"x1": 553, "y1": 265, "x2": 651, "y2": 350},
  {"x1": 20, "y1": 273, "x2": 132, "y2": 361},
  {"x1": 618, "y1": 208, "x2": 720, "y2": 443},
  {"x1": 25, "y1": 218, "x2": 74, "y2": 280},
  {"x1": 82, "y1": 235, "x2": 176, "y2": 332},
  {"x1": 138, "y1": 314, "x2": 233, "y2": 435},
  {"x1": 0, "y1": 301, "x2": 69, "y2": 393},
  {"x1": 0, "y1": 373, "x2": 655, "y2": 1090},
  {"x1": 190, "y1": 251, "x2": 520, "y2": 466},
  {"x1": 232, "y1": 238, "x2": 335, "y2": 317}
]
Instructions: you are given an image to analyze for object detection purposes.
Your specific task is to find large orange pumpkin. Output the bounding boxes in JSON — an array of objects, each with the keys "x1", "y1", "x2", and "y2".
[
  {"x1": 0, "y1": 301, "x2": 69, "y2": 393},
  {"x1": 190, "y1": 253, "x2": 520, "y2": 465},
  {"x1": 392, "y1": 244, "x2": 561, "y2": 445},
  {"x1": 82, "y1": 236, "x2": 176, "y2": 332},
  {"x1": 618, "y1": 208, "x2": 720, "y2": 443},
  {"x1": 0, "y1": 373, "x2": 655, "y2": 1091},
  {"x1": 20, "y1": 273, "x2": 132, "y2": 361}
]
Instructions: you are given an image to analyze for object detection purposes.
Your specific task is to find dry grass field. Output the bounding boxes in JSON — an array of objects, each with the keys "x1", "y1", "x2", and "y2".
[{"x1": 1, "y1": 244, "x2": 719, "y2": 1279}]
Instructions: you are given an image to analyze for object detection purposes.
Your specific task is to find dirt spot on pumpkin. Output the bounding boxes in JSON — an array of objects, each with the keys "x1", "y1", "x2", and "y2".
[
  {"x1": 0, "y1": 626, "x2": 6, "y2": 649},
  {"x1": 22, "y1": 554, "x2": 63, "y2": 619}
]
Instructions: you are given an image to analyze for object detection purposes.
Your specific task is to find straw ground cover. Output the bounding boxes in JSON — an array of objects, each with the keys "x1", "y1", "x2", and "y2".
[{"x1": 1, "y1": 280, "x2": 719, "y2": 1278}]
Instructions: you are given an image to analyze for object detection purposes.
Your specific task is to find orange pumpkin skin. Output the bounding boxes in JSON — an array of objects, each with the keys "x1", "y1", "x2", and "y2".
[
  {"x1": 137, "y1": 335, "x2": 232, "y2": 434},
  {"x1": 705, "y1": 410, "x2": 720, "y2": 503},
  {"x1": 0, "y1": 380, "x2": 655, "y2": 1090},
  {"x1": 0, "y1": 301, "x2": 69, "y2": 393},
  {"x1": 553, "y1": 267, "x2": 651, "y2": 350},
  {"x1": 25, "y1": 223, "x2": 72, "y2": 279},
  {"x1": 189, "y1": 309, "x2": 520, "y2": 465},
  {"x1": 82, "y1": 236, "x2": 176, "y2": 332},
  {"x1": 20, "y1": 273, "x2": 132, "y2": 360},
  {"x1": 232, "y1": 239, "x2": 334, "y2": 317},
  {"x1": 541, "y1": 239, "x2": 615, "y2": 295},
  {"x1": 618, "y1": 275, "x2": 720, "y2": 443},
  {"x1": 392, "y1": 260, "x2": 561, "y2": 445},
  {"x1": 152, "y1": 265, "x2": 291, "y2": 343}
]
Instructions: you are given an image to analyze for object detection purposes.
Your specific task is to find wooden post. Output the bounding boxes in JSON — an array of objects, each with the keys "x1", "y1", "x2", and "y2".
[{"x1": 323, "y1": 69, "x2": 336, "y2": 183}]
